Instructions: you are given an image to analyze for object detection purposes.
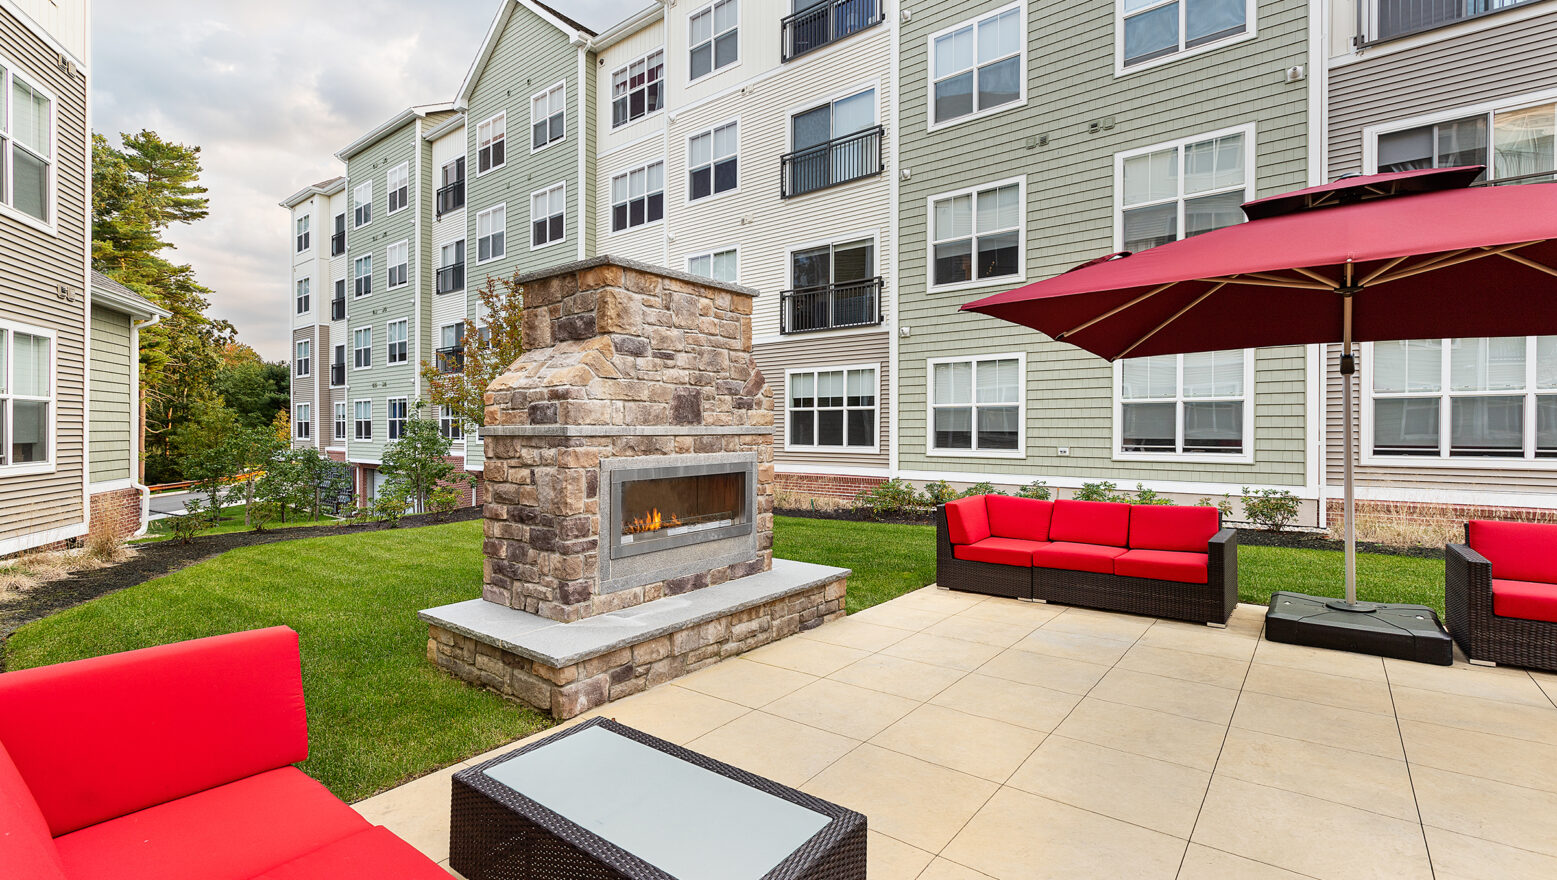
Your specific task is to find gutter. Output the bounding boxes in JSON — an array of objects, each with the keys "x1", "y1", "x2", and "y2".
[{"x1": 589, "y1": 1, "x2": 666, "y2": 52}]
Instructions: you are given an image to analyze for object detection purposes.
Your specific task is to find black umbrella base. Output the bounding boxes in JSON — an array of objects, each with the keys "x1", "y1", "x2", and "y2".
[{"x1": 1265, "y1": 592, "x2": 1453, "y2": 666}]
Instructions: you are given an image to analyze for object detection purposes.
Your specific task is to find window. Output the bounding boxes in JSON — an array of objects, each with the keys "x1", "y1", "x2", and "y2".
[
  {"x1": 530, "y1": 183, "x2": 565, "y2": 249},
  {"x1": 387, "y1": 397, "x2": 408, "y2": 440},
  {"x1": 1121, "y1": 0, "x2": 1249, "y2": 69},
  {"x1": 930, "y1": 356, "x2": 1024, "y2": 454},
  {"x1": 353, "y1": 181, "x2": 372, "y2": 228},
  {"x1": 688, "y1": 122, "x2": 738, "y2": 201},
  {"x1": 0, "y1": 324, "x2": 52, "y2": 468},
  {"x1": 437, "y1": 322, "x2": 465, "y2": 374},
  {"x1": 438, "y1": 240, "x2": 465, "y2": 293},
  {"x1": 386, "y1": 240, "x2": 408, "y2": 289},
  {"x1": 1368, "y1": 0, "x2": 1539, "y2": 43},
  {"x1": 1118, "y1": 350, "x2": 1249, "y2": 457},
  {"x1": 788, "y1": 367, "x2": 877, "y2": 450},
  {"x1": 476, "y1": 204, "x2": 506, "y2": 262},
  {"x1": 295, "y1": 215, "x2": 311, "y2": 252},
  {"x1": 1119, "y1": 128, "x2": 1249, "y2": 253},
  {"x1": 612, "y1": 50, "x2": 665, "y2": 128},
  {"x1": 295, "y1": 339, "x2": 311, "y2": 377},
  {"x1": 611, "y1": 161, "x2": 664, "y2": 232},
  {"x1": 439, "y1": 406, "x2": 464, "y2": 441},
  {"x1": 334, "y1": 402, "x2": 347, "y2": 441},
  {"x1": 386, "y1": 163, "x2": 409, "y2": 214},
  {"x1": 438, "y1": 158, "x2": 465, "y2": 215},
  {"x1": 333, "y1": 279, "x2": 346, "y2": 319},
  {"x1": 295, "y1": 278, "x2": 310, "y2": 314},
  {"x1": 930, "y1": 178, "x2": 1023, "y2": 289},
  {"x1": 353, "y1": 326, "x2": 372, "y2": 369},
  {"x1": 331, "y1": 343, "x2": 346, "y2": 385},
  {"x1": 531, "y1": 82, "x2": 566, "y2": 151},
  {"x1": 354, "y1": 399, "x2": 373, "y2": 440},
  {"x1": 689, "y1": 0, "x2": 739, "y2": 80},
  {"x1": 477, "y1": 112, "x2": 506, "y2": 174},
  {"x1": 1369, "y1": 337, "x2": 1557, "y2": 461},
  {"x1": 1375, "y1": 100, "x2": 1556, "y2": 184},
  {"x1": 295, "y1": 404, "x2": 311, "y2": 440},
  {"x1": 353, "y1": 254, "x2": 373, "y2": 297},
  {"x1": 386, "y1": 319, "x2": 408, "y2": 365},
  {"x1": 931, "y1": 5, "x2": 1022, "y2": 127},
  {"x1": 786, "y1": 89, "x2": 880, "y2": 197},
  {"x1": 1, "y1": 66, "x2": 52, "y2": 223},
  {"x1": 687, "y1": 248, "x2": 739, "y2": 283},
  {"x1": 785, "y1": 239, "x2": 879, "y2": 333},
  {"x1": 332, "y1": 213, "x2": 346, "y2": 255}
]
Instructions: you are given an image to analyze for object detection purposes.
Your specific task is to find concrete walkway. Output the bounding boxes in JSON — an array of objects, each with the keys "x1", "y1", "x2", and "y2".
[{"x1": 356, "y1": 587, "x2": 1557, "y2": 879}]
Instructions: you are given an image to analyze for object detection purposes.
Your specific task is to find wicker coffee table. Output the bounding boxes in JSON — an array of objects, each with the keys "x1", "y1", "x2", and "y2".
[{"x1": 450, "y1": 717, "x2": 867, "y2": 880}]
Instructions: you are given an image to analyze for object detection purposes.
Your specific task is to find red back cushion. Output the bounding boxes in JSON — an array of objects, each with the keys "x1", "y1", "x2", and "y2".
[
  {"x1": 944, "y1": 496, "x2": 991, "y2": 545},
  {"x1": 0, "y1": 742, "x2": 67, "y2": 880},
  {"x1": 0, "y1": 627, "x2": 308, "y2": 836},
  {"x1": 1048, "y1": 500, "x2": 1132, "y2": 547},
  {"x1": 986, "y1": 496, "x2": 1054, "y2": 542},
  {"x1": 1468, "y1": 521, "x2": 1557, "y2": 584},
  {"x1": 1129, "y1": 505, "x2": 1222, "y2": 552}
]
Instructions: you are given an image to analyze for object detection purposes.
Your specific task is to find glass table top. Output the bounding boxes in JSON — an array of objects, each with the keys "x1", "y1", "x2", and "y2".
[{"x1": 484, "y1": 725, "x2": 831, "y2": 880}]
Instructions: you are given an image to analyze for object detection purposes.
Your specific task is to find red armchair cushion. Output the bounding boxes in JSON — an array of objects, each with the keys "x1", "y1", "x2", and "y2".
[
  {"x1": 0, "y1": 743, "x2": 67, "y2": 880},
  {"x1": 1048, "y1": 500, "x2": 1132, "y2": 547},
  {"x1": 1129, "y1": 505, "x2": 1220, "y2": 553},
  {"x1": 1467, "y1": 521, "x2": 1557, "y2": 585},
  {"x1": 0, "y1": 627, "x2": 308, "y2": 836},
  {"x1": 954, "y1": 537, "x2": 1044, "y2": 567},
  {"x1": 256, "y1": 826, "x2": 450, "y2": 880},
  {"x1": 54, "y1": 767, "x2": 368, "y2": 880},
  {"x1": 1115, "y1": 549, "x2": 1210, "y2": 584},
  {"x1": 1032, "y1": 542, "x2": 1128, "y2": 574},
  {"x1": 1491, "y1": 579, "x2": 1557, "y2": 624},
  {"x1": 986, "y1": 496, "x2": 1053, "y2": 542},
  {"x1": 945, "y1": 496, "x2": 991, "y2": 545}
]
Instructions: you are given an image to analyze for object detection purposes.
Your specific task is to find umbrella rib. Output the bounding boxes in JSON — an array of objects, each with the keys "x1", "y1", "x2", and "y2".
[
  {"x1": 1057, "y1": 282, "x2": 1179, "y2": 340},
  {"x1": 1291, "y1": 266, "x2": 1340, "y2": 287},
  {"x1": 1372, "y1": 241, "x2": 1541, "y2": 285},
  {"x1": 1115, "y1": 282, "x2": 1228, "y2": 360},
  {"x1": 1496, "y1": 250, "x2": 1557, "y2": 278},
  {"x1": 1357, "y1": 255, "x2": 1411, "y2": 286},
  {"x1": 1205, "y1": 276, "x2": 1332, "y2": 290}
]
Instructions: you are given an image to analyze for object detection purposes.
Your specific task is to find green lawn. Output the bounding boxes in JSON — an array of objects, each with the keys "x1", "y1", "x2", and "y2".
[{"x1": 136, "y1": 501, "x2": 334, "y2": 543}]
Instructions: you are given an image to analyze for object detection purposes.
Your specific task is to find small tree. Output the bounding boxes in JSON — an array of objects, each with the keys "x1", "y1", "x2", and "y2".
[
  {"x1": 173, "y1": 400, "x2": 243, "y2": 517},
  {"x1": 261, "y1": 446, "x2": 326, "y2": 522},
  {"x1": 420, "y1": 273, "x2": 526, "y2": 428},
  {"x1": 380, "y1": 404, "x2": 470, "y2": 514},
  {"x1": 226, "y1": 425, "x2": 285, "y2": 525}
]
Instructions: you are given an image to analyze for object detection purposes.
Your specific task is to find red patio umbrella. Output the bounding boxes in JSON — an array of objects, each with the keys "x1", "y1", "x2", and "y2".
[{"x1": 962, "y1": 167, "x2": 1557, "y2": 621}]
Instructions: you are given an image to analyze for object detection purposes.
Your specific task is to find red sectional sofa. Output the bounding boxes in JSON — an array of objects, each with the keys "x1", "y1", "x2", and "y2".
[
  {"x1": 937, "y1": 497, "x2": 1238, "y2": 624},
  {"x1": 1447, "y1": 520, "x2": 1557, "y2": 671},
  {"x1": 0, "y1": 627, "x2": 448, "y2": 880}
]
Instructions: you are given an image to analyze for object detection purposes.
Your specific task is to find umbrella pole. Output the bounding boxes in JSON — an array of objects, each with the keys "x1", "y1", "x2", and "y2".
[{"x1": 1342, "y1": 294, "x2": 1357, "y2": 606}]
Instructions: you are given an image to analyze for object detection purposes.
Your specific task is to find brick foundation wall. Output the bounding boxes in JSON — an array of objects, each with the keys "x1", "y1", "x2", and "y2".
[
  {"x1": 1326, "y1": 498, "x2": 1557, "y2": 533},
  {"x1": 775, "y1": 472, "x2": 885, "y2": 502},
  {"x1": 89, "y1": 486, "x2": 144, "y2": 541}
]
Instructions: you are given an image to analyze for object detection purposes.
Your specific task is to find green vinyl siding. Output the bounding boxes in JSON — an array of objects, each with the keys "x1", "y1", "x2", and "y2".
[
  {"x1": 88, "y1": 306, "x2": 134, "y2": 483},
  {"x1": 896, "y1": 0, "x2": 1311, "y2": 487}
]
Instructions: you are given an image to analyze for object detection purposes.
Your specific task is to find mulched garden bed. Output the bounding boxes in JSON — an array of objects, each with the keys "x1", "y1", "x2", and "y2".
[{"x1": 0, "y1": 507, "x2": 481, "y2": 646}]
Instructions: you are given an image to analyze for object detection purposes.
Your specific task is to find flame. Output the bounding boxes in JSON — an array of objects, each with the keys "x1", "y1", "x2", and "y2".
[{"x1": 625, "y1": 509, "x2": 683, "y2": 535}]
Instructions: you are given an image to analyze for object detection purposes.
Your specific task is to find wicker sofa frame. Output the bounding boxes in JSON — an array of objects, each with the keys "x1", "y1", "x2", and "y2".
[
  {"x1": 450, "y1": 717, "x2": 867, "y2": 880},
  {"x1": 935, "y1": 505, "x2": 1239, "y2": 625},
  {"x1": 1445, "y1": 537, "x2": 1557, "y2": 672}
]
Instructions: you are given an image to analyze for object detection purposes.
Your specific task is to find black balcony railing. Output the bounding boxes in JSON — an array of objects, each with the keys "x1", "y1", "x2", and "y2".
[
  {"x1": 1371, "y1": 0, "x2": 1538, "y2": 42},
  {"x1": 780, "y1": 277, "x2": 883, "y2": 335},
  {"x1": 331, "y1": 295, "x2": 346, "y2": 321},
  {"x1": 782, "y1": 0, "x2": 882, "y2": 62},
  {"x1": 437, "y1": 180, "x2": 466, "y2": 217},
  {"x1": 436, "y1": 263, "x2": 465, "y2": 294},
  {"x1": 330, "y1": 362, "x2": 346, "y2": 387},
  {"x1": 781, "y1": 126, "x2": 884, "y2": 199},
  {"x1": 436, "y1": 346, "x2": 465, "y2": 374},
  {"x1": 330, "y1": 231, "x2": 345, "y2": 256}
]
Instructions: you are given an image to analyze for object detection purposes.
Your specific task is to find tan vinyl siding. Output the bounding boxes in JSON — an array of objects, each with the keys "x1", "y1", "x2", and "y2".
[
  {"x1": 88, "y1": 306, "x2": 134, "y2": 482},
  {"x1": 755, "y1": 332, "x2": 893, "y2": 472}
]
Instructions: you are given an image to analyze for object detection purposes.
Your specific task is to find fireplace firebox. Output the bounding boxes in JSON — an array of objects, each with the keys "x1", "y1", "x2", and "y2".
[{"x1": 609, "y1": 458, "x2": 756, "y2": 560}]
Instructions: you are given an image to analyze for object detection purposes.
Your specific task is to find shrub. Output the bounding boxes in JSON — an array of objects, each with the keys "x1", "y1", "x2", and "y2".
[
  {"x1": 83, "y1": 523, "x2": 127, "y2": 564},
  {"x1": 853, "y1": 479, "x2": 924, "y2": 519},
  {"x1": 247, "y1": 501, "x2": 279, "y2": 532},
  {"x1": 1242, "y1": 487, "x2": 1301, "y2": 532},
  {"x1": 428, "y1": 485, "x2": 462, "y2": 521},
  {"x1": 1018, "y1": 481, "x2": 1051, "y2": 500},
  {"x1": 1198, "y1": 495, "x2": 1236, "y2": 518},
  {"x1": 961, "y1": 481, "x2": 1006, "y2": 498},
  {"x1": 168, "y1": 499, "x2": 208, "y2": 544},
  {"x1": 1074, "y1": 481, "x2": 1130, "y2": 503},
  {"x1": 920, "y1": 480, "x2": 959, "y2": 505},
  {"x1": 371, "y1": 484, "x2": 414, "y2": 527},
  {"x1": 1131, "y1": 484, "x2": 1175, "y2": 505}
]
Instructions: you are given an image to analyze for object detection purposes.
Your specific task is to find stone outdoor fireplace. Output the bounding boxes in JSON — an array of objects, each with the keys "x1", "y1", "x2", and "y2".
[{"x1": 421, "y1": 257, "x2": 849, "y2": 718}]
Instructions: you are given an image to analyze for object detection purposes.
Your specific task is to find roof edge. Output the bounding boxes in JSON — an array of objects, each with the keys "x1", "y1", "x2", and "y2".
[
  {"x1": 591, "y1": 3, "x2": 665, "y2": 51},
  {"x1": 336, "y1": 102, "x2": 458, "y2": 162},
  {"x1": 279, "y1": 176, "x2": 345, "y2": 209}
]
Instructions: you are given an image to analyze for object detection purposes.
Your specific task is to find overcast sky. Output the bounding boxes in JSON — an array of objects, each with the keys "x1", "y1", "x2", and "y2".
[{"x1": 94, "y1": 1, "x2": 642, "y2": 361}]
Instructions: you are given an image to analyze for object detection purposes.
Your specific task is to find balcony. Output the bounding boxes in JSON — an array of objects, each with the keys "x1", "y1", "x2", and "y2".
[
  {"x1": 437, "y1": 180, "x2": 466, "y2": 217},
  {"x1": 330, "y1": 362, "x2": 346, "y2": 387},
  {"x1": 781, "y1": 0, "x2": 882, "y2": 62},
  {"x1": 1369, "y1": 0, "x2": 1540, "y2": 42},
  {"x1": 436, "y1": 346, "x2": 465, "y2": 374},
  {"x1": 331, "y1": 295, "x2": 346, "y2": 321},
  {"x1": 781, "y1": 125, "x2": 884, "y2": 199},
  {"x1": 780, "y1": 277, "x2": 883, "y2": 335},
  {"x1": 436, "y1": 263, "x2": 465, "y2": 294},
  {"x1": 330, "y1": 231, "x2": 345, "y2": 256}
]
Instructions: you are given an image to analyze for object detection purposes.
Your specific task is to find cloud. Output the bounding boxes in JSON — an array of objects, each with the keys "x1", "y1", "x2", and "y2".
[{"x1": 93, "y1": 0, "x2": 651, "y2": 361}]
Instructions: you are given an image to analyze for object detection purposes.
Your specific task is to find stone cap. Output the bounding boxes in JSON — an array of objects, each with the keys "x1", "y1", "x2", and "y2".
[{"x1": 510, "y1": 255, "x2": 760, "y2": 299}]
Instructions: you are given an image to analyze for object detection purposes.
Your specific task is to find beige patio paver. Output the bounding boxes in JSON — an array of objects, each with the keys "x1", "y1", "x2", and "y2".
[{"x1": 357, "y1": 589, "x2": 1557, "y2": 880}]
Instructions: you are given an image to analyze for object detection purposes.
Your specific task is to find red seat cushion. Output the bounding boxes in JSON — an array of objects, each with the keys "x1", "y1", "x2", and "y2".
[
  {"x1": 54, "y1": 767, "x2": 369, "y2": 880},
  {"x1": 953, "y1": 537, "x2": 1044, "y2": 567},
  {"x1": 1115, "y1": 549, "x2": 1210, "y2": 584},
  {"x1": 1491, "y1": 579, "x2": 1557, "y2": 624},
  {"x1": 1032, "y1": 542, "x2": 1128, "y2": 574},
  {"x1": 1129, "y1": 505, "x2": 1220, "y2": 552},
  {"x1": 1048, "y1": 500, "x2": 1132, "y2": 547},
  {"x1": 0, "y1": 743, "x2": 67, "y2": 880},
  {"x1": 1468, "y1": 521, "x2": 1557, "y2": 585},
  {"x1": 256, "y1": 826, "x2": 449, "y2": 880},
  {"x1": 986, "y1": 496, "x2": 1054, "y2": 542},
  {"x1": 945, "y1": 496, "x2": 992, "y2": 545}
]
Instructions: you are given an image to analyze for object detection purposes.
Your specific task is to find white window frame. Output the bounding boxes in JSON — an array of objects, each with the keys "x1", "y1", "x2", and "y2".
[
  {"x1": 611, "y1": 48, "x2": 666, "y2": 129},
  {"x1": 476, "y1": 203, "x2": 507, "y2": 264},
  {"x1": 0, "y1": 320, "x2": 57, "y2": 474},
  {"x1": 686, "y1": 246, "x2": 740, "y2": 284},
  {"x1": 1114, "y1": 0, "x2": 1257, "y2": 76},
  {"x1": 386, "y1": 240, "x2": 409, "y2": 289},
  {"x1": 529, "y1": 182, "x2": 566, "y2": 251},
  {"x1": 353, "y1": 180, "x2": 373, "y2": 228},
  {"x1": 330, "y1": 343, "x2": 346, "y2": 387},
  {"x1": 609, "y1": 159, "x2": 665, "y2": 235},
  {"x1": 353, "y1": 254, "x2": 373, "y2": 298},
  {"x1": 295, "y1": 339, "x2": 312, "y2": 378},
  {"x1": 295, "y1": 277, "x2": 311, "y2": 315},
  {"x1": 352, "y1": 326, "x2": 373, "y2": 370},
  {"x1": 926, "y1": 2, "x2": 1028, "y2": 133},
  {"x1": 926, "y1": 353, "x2": 1028, "y2": 459},
  {"x1": 295, "y1": 403, "x2": 311, "y2": 440},
  {"x1": 0, "y1": 58, "x2": 58, "y2": 233},
  {"x1": 386, "y1": 319, "x2": 408, "y2": 365},
  {"x1": 1112, "y1": 350, "x2": 1256, "y2": 464},
  {"x1": 386, "y1": 162, "x2": 410, "y2": 214},
  {"x1": 686, "y1": 120, "x2": 740, "y2": 204},
  {"x1": 925, "y1": 175, "x2": 1027, "y2": 295},
  {"x1": 688, "y1": 0, "x2": 740, "y2": 83},
  {"x1": 334, "y1": 402, "x2": 348, "y2": 441},
  {"x1": 1112, "y1": 123, "x2": 1257, "y2": 253},
  {"x1": 784, "y1": 364, "x2": 882, "y2": 455},
  {"x1": 387, "y1": 396, "x2": 408, "y2": 441},
  {"x1": 530, "y1": 81, "x2": 566, "y2": 153},
  {"x1": 354, "y1": 398, "x2": 374, "y2": 441},
  {"x1": 295, "y1": 215, "x2": 311, "y2": 252},
  {"x1": 439, "y1": 405, "x2": 464, "y2": 442},
  {"x1": 1361, "y1": 87, "x2": 1557, "y2": 180},
  {"x1": 476, "y1": 111, "x2": 507, "y2": 175}
]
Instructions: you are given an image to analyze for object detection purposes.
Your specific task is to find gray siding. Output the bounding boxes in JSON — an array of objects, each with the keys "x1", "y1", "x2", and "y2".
[
  {"x1": 88, "y1": 306, "x2": 134, "y2": 482},
  {"x1": 755, "y1": 332, "x2": 893, "y2": 472}
]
